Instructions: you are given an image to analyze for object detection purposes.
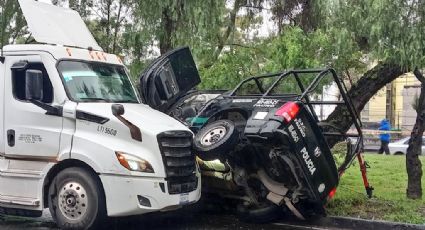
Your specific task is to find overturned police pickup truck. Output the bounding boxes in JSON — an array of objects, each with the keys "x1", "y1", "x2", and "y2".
[{"x1": 139, "y1": 47, "x2": 372, "y2": 221}]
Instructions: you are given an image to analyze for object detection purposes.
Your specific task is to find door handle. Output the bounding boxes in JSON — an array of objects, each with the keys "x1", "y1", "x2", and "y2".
[{"x1": 7, "y1": 130, "x2": 15, "y2": 147}]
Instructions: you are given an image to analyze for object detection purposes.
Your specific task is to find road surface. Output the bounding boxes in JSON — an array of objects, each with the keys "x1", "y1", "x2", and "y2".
[{"x1": 0, "y1": 209, "x2": 345, "y2": 230}]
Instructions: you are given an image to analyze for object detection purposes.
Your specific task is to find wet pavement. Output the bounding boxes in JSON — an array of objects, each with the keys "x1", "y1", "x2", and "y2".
[{"x1": 0, "y1": 209, "x2": 340, "y2": 230}]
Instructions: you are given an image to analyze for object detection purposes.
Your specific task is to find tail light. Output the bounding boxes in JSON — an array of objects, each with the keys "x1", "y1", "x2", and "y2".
[
  {"x1": 275, "y1": 101, "x2": 300, "y2": 123},
  {"x1": 327, "y1": 187, "x2": 337, "y2": 200}
]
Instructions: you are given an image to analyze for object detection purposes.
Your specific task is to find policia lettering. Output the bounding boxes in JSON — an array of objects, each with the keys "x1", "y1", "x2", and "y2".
[{"x1": 301, "y1": 147, "x2": 316, "y2": 175}]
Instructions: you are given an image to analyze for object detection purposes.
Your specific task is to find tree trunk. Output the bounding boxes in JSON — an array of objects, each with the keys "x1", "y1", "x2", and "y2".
[
  {"x1": 299, "y1": 0, "x2": 316, "y2": 32},
  {"x1": 204, "y1": 0, "x2": 242, "y2": 68},
  {"x1": 159, "y1": 8, "x2": 173, "y2": 55},
  {"x1": 112, "y1": 0, "x2": 123, "y2": 54},
  {"x1": 105, "y1": 0, "x2": 112, "y2": 53},
  {"x1": 326, "y1": 62, "x2": 406, "y2": 147},
  {"x1": 405, "y1": 67, "x2": 424, "y2": 199}
]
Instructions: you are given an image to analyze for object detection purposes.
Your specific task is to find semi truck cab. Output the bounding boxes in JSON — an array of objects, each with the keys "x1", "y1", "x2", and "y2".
[{"x1": 0, "y1": 1, "x2": 200, "y2": 229}]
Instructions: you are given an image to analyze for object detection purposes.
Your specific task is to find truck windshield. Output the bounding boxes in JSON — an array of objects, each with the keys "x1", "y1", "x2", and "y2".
[{"x1": 57, "y1": 61, "x2": 138, "y2": 103}]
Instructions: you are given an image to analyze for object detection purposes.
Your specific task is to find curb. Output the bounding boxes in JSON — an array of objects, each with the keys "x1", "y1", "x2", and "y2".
[{"x1": 279, "y1": 216, "x2": 425, "y2": 230}]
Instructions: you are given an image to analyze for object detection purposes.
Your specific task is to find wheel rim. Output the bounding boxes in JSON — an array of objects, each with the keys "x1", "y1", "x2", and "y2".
[
  {"x1": 201, "y1": 125, "x2": 227, "y2": 146},
  {"x1": 58, "y1": 181, "x2": 88, "y2": 221}
]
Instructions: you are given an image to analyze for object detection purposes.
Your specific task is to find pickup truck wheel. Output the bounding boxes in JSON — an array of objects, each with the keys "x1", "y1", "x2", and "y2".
[
  {"x1": 48, "y1": 167, "x2": 106, "y2": 230},
  {"x1": 194, "y1": 119, "x2": 239, "y2": 160}
]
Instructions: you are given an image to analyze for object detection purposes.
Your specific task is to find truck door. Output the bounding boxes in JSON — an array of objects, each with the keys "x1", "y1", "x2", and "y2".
[
  {"x1": 3, "y1": 55, "x2": 62, "y2": 160},
  {"x1": 139, "y1": 47, "x2": 201, "y2": 113}
]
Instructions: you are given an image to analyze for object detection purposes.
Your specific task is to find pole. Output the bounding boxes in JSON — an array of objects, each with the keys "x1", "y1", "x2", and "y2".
[{"x1": 398, "y1": 111, "x2": 400, "y2": 130}]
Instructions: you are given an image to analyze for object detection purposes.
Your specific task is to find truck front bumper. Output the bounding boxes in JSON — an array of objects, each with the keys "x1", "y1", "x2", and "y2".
[{"x1": 100, "y1": 174, "x2": 201, "y2": 217}]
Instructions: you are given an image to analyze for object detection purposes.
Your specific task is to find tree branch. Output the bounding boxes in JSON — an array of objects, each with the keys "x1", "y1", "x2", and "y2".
[
  {"x1": 345, "y1": 68, "x2": 354, "y2": 87},
  {"x1": 211, "y1": 0, "x2": 243, "y2": 63},
  {"x1": 240, "y1": 5, "x2": 271, "y2": 11},
  {"x1": 112, "y1": 0, "x2": 123, "y2": 54},
  {"x1": 413, "y1": 67, "x2": 425, "y2": 84},
  {"x1": 224, "y1": 43, "x2": 252, "y2": 49},
  {"x1": 105, "y1": 0, "x2": 112, "y2": 52},
  {"x1": 326, "y1": 63, "x2": 406, "y2": 147},
  {"x1": 223, "y1": 43, "x2": 263, "y2": 52}
]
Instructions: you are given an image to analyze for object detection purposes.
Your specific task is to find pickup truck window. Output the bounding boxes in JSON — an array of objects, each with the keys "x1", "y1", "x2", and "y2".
[
  {"x1": 269, "y1": 75, "x2": 302, "y2": 96},
  {"x1": 234, "y1": 76, "x2": 279, "y2": 96},
  {"x1": 233, "y1": 74, "x2": 303, "y2": 97},
  {"x1": 57, "y1": 61, "x2": 138, "y2": 103},
  {"x1": 235, "y1": 79, "x2": 263, "y2": 95}
]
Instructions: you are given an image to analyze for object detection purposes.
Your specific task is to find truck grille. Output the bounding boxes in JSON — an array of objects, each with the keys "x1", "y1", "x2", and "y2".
[{"x1": 157, "y1": 131, "x2": 198, "y2": 194}]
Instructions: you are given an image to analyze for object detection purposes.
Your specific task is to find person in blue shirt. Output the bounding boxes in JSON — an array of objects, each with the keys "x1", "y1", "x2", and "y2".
[{"x1": 378, "y1": 119, "x2": 391, "y2": 155}]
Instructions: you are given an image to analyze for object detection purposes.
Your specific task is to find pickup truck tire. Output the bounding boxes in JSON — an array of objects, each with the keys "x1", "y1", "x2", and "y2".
[
  {"x1": 194, "y1": 119, "x2": 239, "y2": 160},
  {"x1": 48, "y1": 167, "x2": 106, "y2": 230}
]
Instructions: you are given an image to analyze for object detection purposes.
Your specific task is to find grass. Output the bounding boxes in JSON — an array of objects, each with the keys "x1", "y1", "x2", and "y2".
[{"x1": 326, "y1": 154, "x2": 425, "y2": 224}]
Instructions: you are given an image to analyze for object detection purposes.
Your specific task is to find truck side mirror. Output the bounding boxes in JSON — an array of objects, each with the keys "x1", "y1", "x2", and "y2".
[
  {"x1": 112, "y1": 104, "x2": 125, "y2": 116},
  {"x1": 25, "y1": 69, "x2": 44, "y2": 101}
]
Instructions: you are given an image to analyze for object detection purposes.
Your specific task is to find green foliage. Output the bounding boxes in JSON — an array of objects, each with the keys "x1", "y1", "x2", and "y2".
[
  {"x1": 2, "y1": 0, "x2": 420, "y2": 91},
  {"x1": 331, "y1": 141, "x2": 348, "y2": 168},
  {"x1": 0, "y1": 0, "x2": 26, "y2": 45},
  {"x1": 134, "y1": 0, "x2": 225, "y2": 54},
  {"x1": 54, "y1": 0, "x2": 93, "y2": 18},
  {"x1": 199, "y1": 26, "x2": 363, "y2": 90},
  {"x1": 2, "y1": 0, "x2": 364, "y2": 91},
  {"x1": 318, "y1": 0, "x2": 425, "y2": 70},
  {"x1": 127, "y1": 0, "x2": 231, "y2": 81},
  {"x1": 198, "y1": 44, "x2": 264, "y2": 90}
]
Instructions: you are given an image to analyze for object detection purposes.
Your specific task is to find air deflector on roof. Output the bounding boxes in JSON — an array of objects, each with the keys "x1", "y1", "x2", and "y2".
[{"x1": 18, "y1": 0, "x2": 102, "y2": 51}]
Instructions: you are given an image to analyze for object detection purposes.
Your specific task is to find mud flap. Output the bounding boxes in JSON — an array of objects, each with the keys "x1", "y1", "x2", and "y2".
[
  {"x1": 257, "y1": 169, "x2": 306, "y2": 220},
  {"x1": 283, "y1": 197, "x2": 305, "y2": 220},
  {"x1": 265, "y1": 192, "x2": 306, "y2": 220}
]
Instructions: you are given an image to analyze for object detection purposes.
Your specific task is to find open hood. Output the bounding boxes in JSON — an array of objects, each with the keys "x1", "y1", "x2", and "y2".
[
  {"x1": 139, "y1": 47, "x2": 201, "y2": 113},
  {"x1": 18, "y1": 0, "x2": 102, "y2": 51}
]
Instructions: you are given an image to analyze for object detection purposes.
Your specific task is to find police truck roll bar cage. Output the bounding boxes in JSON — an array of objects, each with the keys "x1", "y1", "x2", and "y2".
[{"x1": 228, "y1": 68, "x2": 372, "y2": 197}]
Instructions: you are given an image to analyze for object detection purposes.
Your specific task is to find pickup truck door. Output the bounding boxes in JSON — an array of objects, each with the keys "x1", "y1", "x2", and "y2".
[
  {"x1": 3, "y1": 55, "x2": 62, "y2": 160},
  {"x1": 139, "y1": 47, "x2": 201, "y2": 113}
]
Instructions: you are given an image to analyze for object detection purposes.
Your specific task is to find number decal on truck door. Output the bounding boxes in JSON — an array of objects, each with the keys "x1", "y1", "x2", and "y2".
[
  {"x1": 294, "y1": 118, "x2": 306, "y2": 137},
  {"x1": 97, "y1": 126, "x2": 117, "y2": 136},
  {"x1": 288, "y1": 125, "x2": 299, "y2": 143}
]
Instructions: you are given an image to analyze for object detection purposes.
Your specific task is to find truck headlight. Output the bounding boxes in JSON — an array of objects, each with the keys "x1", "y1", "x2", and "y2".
[{"x1": 115, "y1": 152, "x2": 154, "y2": 173}]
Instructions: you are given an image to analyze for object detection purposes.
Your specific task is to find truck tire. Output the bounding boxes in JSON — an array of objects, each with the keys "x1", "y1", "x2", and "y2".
[
  {"x1": 48, "y1": 167, "x2": 106, "y2": 230},
  {"x1": 194, "y1": 119, "x2": 239, "y2": 160}
]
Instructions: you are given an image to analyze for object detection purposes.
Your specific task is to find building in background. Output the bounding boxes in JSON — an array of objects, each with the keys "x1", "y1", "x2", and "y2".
[{"x1": 361, "y1": 73, "x2": 420, "y2": 131}]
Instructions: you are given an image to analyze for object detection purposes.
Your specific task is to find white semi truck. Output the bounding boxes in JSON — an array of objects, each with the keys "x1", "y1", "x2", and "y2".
[{"x1": 0, "y1": 1, "x2": 201, "y2": 229}]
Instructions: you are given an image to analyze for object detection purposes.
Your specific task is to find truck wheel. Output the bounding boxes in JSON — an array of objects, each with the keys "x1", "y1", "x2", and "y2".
[
  {"x1": 194, "y1": 119, "x2": 239, "y2": 160},
  {"x1": 48, "y1": 167, "x2": 106, "y2": 230}
]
